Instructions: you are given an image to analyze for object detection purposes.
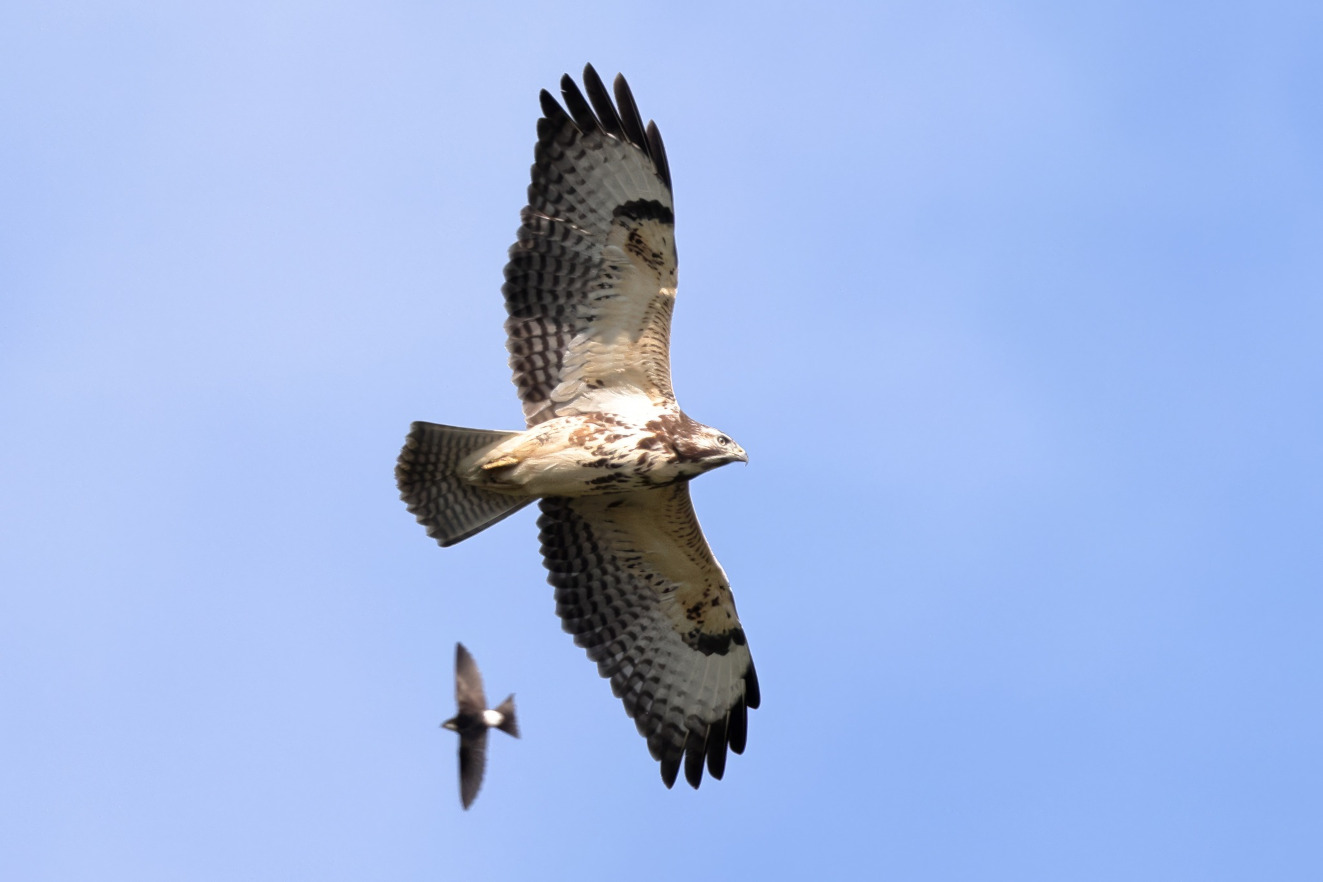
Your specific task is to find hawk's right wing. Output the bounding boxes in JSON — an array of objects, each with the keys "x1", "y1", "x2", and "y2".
[{"x1": 503, "y1": 65, "x2": 679, "y2": 427}]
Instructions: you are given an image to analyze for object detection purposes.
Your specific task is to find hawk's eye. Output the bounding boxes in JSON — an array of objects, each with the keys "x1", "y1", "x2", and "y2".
[{"x1": 717, "y1": 435, "x2": 732, "y2": 446}]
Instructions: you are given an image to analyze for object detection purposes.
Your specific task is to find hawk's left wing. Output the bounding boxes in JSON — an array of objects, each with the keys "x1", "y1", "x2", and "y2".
[{"x1": 538, "y1": 484, "x2": 760, "y2": 788}]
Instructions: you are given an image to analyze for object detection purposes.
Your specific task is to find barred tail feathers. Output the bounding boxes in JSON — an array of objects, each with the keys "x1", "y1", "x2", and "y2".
[{"x1": 396, "y1": 422, "x2": 531, "y2": 547}]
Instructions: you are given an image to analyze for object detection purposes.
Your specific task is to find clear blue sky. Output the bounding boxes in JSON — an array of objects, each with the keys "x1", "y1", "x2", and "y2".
[{"x1": 3, "y1": 2, "x2": 1321, "y2": 879}]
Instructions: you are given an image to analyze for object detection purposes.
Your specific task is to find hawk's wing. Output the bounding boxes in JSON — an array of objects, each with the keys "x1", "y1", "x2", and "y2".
[
  {"x1": 538, "y1": 484, "x2": 760, "y2": 788},
  {"x1": 503, "y1": 64, "x2": 678, "y2": 427},
  {"x1": 454, "y1": 643, "x2": 487, "y2": 715}
]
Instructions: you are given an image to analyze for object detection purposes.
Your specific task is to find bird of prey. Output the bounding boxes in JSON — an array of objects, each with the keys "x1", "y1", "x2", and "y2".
[
  {"x1": 442, "y1": 642, "x2": 519, "y2": 809},
  {"x1": 397, "y1": 64, "x2": 759, "y2": 789}
]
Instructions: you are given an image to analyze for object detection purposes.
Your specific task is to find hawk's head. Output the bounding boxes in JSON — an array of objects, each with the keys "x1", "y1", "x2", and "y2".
[{"x1": 669, "y1": 417, "x2": 748, "y2": 472}]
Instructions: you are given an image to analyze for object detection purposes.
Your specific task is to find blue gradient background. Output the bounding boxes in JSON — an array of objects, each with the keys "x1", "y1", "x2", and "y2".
[{"x1": 3, "y1": 2, "x2": 1321, "y2": 879}]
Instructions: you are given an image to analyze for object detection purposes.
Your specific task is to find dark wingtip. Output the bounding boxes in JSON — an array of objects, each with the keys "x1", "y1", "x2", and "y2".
[
  {"x1": 744, "y1": 661, "x2": 761, "y2": 710},
  {"x1": 544, "y1": 66, "x2": 672, "y2": 192},
  {"x1": 538, "y1": 89, "x2": 566, "y2": 125},
  {"x1": 612, "y1": 72, "x2": 649, "y2": 150},
  {"x1": 582, "y1": 63, "x2": 624, "y2": 138},
  {"x1": 455, "y1": 642, "x2": 472, "y2": 672},
  {"x1": 706, "y1": 715, "x2": 729, "y2": 781},
  {"x1": 683, "y1": 725, "x2": 707, "y2": 789},
  {"x1": 728, "y1": 693, "x2": 749, "y2": 756},
  {"x1": 645, "y1": 120, "x2": 672, "y2": 190},
  {"x1": 559, "y1": 73, "x2": 597, "y2": 132},
  {"x1": 660, "y1": 754, "x2": 680, "y2": 789}
]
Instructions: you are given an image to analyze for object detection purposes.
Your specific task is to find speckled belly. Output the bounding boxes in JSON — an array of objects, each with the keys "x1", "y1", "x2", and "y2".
[{"x1": 457, "y1": 414, "x2": 677, "y2": 497}]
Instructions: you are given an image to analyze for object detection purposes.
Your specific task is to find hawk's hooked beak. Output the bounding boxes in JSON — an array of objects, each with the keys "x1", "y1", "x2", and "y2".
[{"x1": 441, "y1": 717, "x2": 458, "y2": 731}]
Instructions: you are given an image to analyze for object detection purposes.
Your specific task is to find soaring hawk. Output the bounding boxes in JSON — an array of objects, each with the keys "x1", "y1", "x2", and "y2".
[{"x1": 396, "y1": 65, "x2": 759, "y2": 789}]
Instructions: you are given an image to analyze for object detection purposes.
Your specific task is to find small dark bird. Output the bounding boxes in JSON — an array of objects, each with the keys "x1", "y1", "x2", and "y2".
[{"x1": 441, "y1": 642, "x2": 518, "y2": 809}]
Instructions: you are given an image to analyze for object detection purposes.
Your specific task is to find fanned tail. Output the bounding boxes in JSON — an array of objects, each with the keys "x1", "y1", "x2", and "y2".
[
  {"x1": 494, "y1": 694, "x2": 519, "y2": 738},
  {"x1": 396, "y1": 422, "x2": 531, "y2": 547}
]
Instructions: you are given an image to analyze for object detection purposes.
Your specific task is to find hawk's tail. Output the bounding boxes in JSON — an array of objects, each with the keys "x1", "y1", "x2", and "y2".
[
  {"x1": 396, "y1": 422, "x2": 532, "y2": 547},
  {"x1": 494, "y1": 694, "x2": 519, "y2": 738}
]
